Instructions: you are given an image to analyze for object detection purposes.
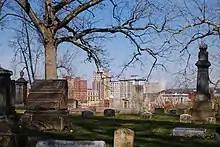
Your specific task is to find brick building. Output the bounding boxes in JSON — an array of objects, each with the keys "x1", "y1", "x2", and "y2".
[{"x1": 64, "y1": 76, "x2": 87, "y2": 104}]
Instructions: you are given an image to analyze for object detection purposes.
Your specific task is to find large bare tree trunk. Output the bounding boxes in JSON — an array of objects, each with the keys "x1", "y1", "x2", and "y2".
[{"x1": 44, "y1": 39, "x2": 57, "y2": 79}]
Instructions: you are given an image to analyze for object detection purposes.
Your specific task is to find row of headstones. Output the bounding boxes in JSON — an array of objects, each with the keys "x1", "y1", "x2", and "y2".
[
  {"x1": 36, "y1": 127, "x2": 220, "y2": 147},
  {"x1": 81, "y1": 109, "x2": 154, "y2": 119},
  {"x1": 36, "y1": 128, "x2": 135, "y2": 147},
  {"x1": 81, "y1": 108, "x2": 116, "y2": 118},
  {"x1": 180, "y1": 114, "x2": 216, "y2": 124}
]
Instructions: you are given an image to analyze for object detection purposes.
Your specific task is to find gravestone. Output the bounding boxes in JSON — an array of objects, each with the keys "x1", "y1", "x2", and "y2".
[
  {"x1": 22, "y1": 79, "x2": 69, "y2": 131},
  {"x1": 192, "y1": 43, "x2": 213, "y2": 120},
  {"x1": 172, "y1": 127, "x2": 206, "y2": 138},
  {"x1": 176, "y1": 108, "x2": 185, "y2": 115},
  {"x1": 0, "y1": 67, "x2": 27, "y2": 147},
  {"x1": 168, "y1": 109, "x2": 177, "y2": 115},
  {"x1": 82, "y1": 110, "x2": 94, "y2": 118},
  {"x1": 180, "y1": 114, "x2": 192, "y2": 123},
  {"x1": 205, "y1": 117, "x2": 216, "y2": 124},
  {"x1": 104, "y1": 108, "x2": 115, "y2": 117},
  {"x1": 155, "y1": 108, "x2": 164, "y2": 114},
  {"x1": 36, "y1": 140, "x2": 106, "y2": 147},
  {"x1": 114, "y1": 128, "x2": 134, "y2": 147},
  {"x1": 15, "y1": 71, "x2": 28, "y2": 110},
  {"x1": 140, "y1": 111, "x2": 152, "y2": 119}
]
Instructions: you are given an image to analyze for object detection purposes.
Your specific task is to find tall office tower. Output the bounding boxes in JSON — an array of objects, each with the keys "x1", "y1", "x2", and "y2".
[{"x1": 92, "y1": 68, "x2": 111, "y2": 105}]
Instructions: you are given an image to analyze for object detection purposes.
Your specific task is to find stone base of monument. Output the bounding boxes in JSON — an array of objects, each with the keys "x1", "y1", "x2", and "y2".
[
  {"x1": 192, "y1": 101, "x2": 213, "y2": 121},
  {"x1": 0, "y1": 133, "x2": 27, "y2": 147},
  {"x1": 0, "y1": 116, "x2": 27, "y2": 147},
  {"x1": 22, "y1": 110, "x2": 69, "y2": 131}
]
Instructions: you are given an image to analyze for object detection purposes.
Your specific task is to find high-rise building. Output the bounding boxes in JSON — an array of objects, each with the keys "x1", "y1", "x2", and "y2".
[
  {"x1": 92, "y1": 68, "x2": 110, "y2": 101},
  {"x1": 110, "y1": 81, "x2": 121, "y2": 99}
]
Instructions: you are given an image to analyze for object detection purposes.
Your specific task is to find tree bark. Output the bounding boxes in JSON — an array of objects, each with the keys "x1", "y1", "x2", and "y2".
[{"x1": 44, "y1": 39, "x2": 57, "y2": 79}]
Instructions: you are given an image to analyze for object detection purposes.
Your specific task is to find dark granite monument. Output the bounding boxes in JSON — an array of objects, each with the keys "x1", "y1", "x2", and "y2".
[
  {"x1": 0, "y1": 66, "x2": 27, "y2": 147},
  {"x1": 192, "y1": 43, "x2": 213, "y2": 120},
  {"x1": 22, "y1": 79, "x2": 69, "y2": 131},
  {"x1": 104, "y1": 108, "x2": 115, "y2": 117}
]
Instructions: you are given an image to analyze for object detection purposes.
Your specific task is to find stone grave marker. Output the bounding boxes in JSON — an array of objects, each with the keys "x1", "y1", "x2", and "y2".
[
  {"x1": 168, "y1": 109, "x2": 177, "y2": 115},
  {"x1": 180, "y1": 114, "x2": 192, "y2": 123},
  {"x1": 172, "y1": 127, "x2": 206, "y2": 138},
  {"x1": 82, "y1": 110, "x2": 94, "y2": 118},
  {"x1": 104, "y1": 108, "x2": 115, "y2": 117},
  {"x1": 155, "y1": 108, "x2": 164, "y2": 114},
  {"x1": 114, "y1": 128, "x2": 134, "y2": 147},
  {"x1": 140, "y1": 111, "x2": 152, "y2": 119},
  {"x1": 36, "y1": 140, "x2": 106, "y2": 147},
  {"x1": 22, "y1": 79, "x2": 69, "y2": 131},
  {"x1": 205, "y1": 117, "x2": 216, "y2": 124}
]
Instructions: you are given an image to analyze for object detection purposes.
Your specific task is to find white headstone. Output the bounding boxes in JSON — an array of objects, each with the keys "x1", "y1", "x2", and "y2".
[{"x1": 36, "y1": 140, "x2": 106, "y2": 147}]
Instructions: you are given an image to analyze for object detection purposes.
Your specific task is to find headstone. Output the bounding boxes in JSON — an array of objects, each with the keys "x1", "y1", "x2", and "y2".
[
  {"x1": 22, "y1": 79, "x2": 69, "y2": 131},
  {"x1": 114, "y1": 128, "x2": 134, "y2": 147},
  {"x1": 0, "y1": 67, "x2": 27, "y2": 147},
  {"x1": 205, "y1": 117, "x2": 216, "y2": 124},
  {"x1": 168, "y1": 109, "x2": 176, "y2": 115},
  {"x1": 176, "y1": 108, "x2": 185, "y2": 115},
  {"x1": 104, "y1": 108, "x2": 115, "y2": 117},
  {"x1": 192, "y1": 43, "x2": 213, "y2": 120},
  {"x1": 15, "y1": 70, "x2": 28, "y2": 110},
  {"x1": 36, "y1": 140, "x2": 106, "y2": 147},
  {"x1": 172, "y1": 127, "x2": 206, "y2": 138},
  {"x1": 155, "y1": 108, "x2": 164, "y2": 114},
  {"x1": 82, "y1": 110, "x2": 94, "y2": 118},
  {"x1": 180, "y1": 114, "x2": 192, "y2": 123},
  {"x1": 140, "y1": 111, "x2": 152, "y2": 119}
]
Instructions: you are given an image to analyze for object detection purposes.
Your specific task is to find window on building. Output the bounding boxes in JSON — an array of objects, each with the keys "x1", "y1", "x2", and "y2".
[{"x1": 124, "y1": 101, "x2": 129, "y2": 109}]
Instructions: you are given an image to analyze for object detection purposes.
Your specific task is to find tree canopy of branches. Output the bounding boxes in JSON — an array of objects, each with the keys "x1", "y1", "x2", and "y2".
[
  {"x1": 1, "y1": 0, "x2": 171, "y2": 79},
  {"x1": 1, "y1": 0, "x2": 220, "y2": 82}
]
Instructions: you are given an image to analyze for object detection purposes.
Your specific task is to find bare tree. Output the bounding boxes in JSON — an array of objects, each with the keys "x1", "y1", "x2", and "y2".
[
  {"x1": 57, "y1": 49, "x2": 78, "y2": 77},
  {"x1": 2, "y1": 0, "x2": 172, "y2": 79},
  {"x1": 10, "y1": 18, "x2": 43, "y2": 85}
]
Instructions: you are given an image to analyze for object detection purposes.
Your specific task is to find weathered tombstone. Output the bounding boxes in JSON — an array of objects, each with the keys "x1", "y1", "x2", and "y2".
[
  {"x1": 155, "y1": 108, "x2": 164, "y2": 114},
  {"x1": 172, "y1": 127, "x2": 206, "y2": 138},
  {"x1": 15, "y1": 71, "x2": 28, "y2": 110},
  {"x1": 176, "y1": 108, "x2": 185, "y2": 115},
  {"x1": 114, "y1": 128, "x2": 134, "y2": 147},
  {"x1": 168, "y1": 109, "x2": 177, "y2": 115},
  {"x1": 205, "y1": 117, "x2": 216, "y2": 124},
  {"x1": 180, "y1": 114, "x2": 192, "y2": 123},
  {"x1": 104, "y1": 108, "x2": 115, "y2": 117},
  {"x1": 0, "y1": 66, "x2": 27, "y2": 147},
  {"x1": 82, "y1": 110, "x2": 94, "y2": 118},
  {"x1": 140, "y1": 111, "x2": 152, "y2": 119},
  {"x1": 22, "y1": 79, "x2": 68, "y2": 131},
  {"x1": 36, "y1": 140, "x2": 106, "y2": 147},
  {"x1": 192, "y1": 43, "x2": 213, "y2": 121}
]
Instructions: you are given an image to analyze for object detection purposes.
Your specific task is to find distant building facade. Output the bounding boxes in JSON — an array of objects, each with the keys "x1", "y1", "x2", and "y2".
[
  {"x1": 87, "y1": 88, "x2": 99, "y2": 106},
  {"x1": 64, "y1": 76, "x2": 87, "y2": 105},
  {"x1": 153, "y1": 88, "x2": 196, "y2": 109},
  {"x1": 92, "y1": 68, "x2": 110, "y2": 106},
  {"x1": 110, "y1": 76, "x2": 147, "y2": 114}
]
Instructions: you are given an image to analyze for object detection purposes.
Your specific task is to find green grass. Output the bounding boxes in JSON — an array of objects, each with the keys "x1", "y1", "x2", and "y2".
[{"x1": 24, "y1": 113, "x2": 219, "y2": 147}]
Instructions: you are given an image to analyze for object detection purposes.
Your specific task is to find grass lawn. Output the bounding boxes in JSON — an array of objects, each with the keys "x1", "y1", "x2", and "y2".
[{"x1": 24, "y1": 113, "x2": 219, "y2": 147}]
